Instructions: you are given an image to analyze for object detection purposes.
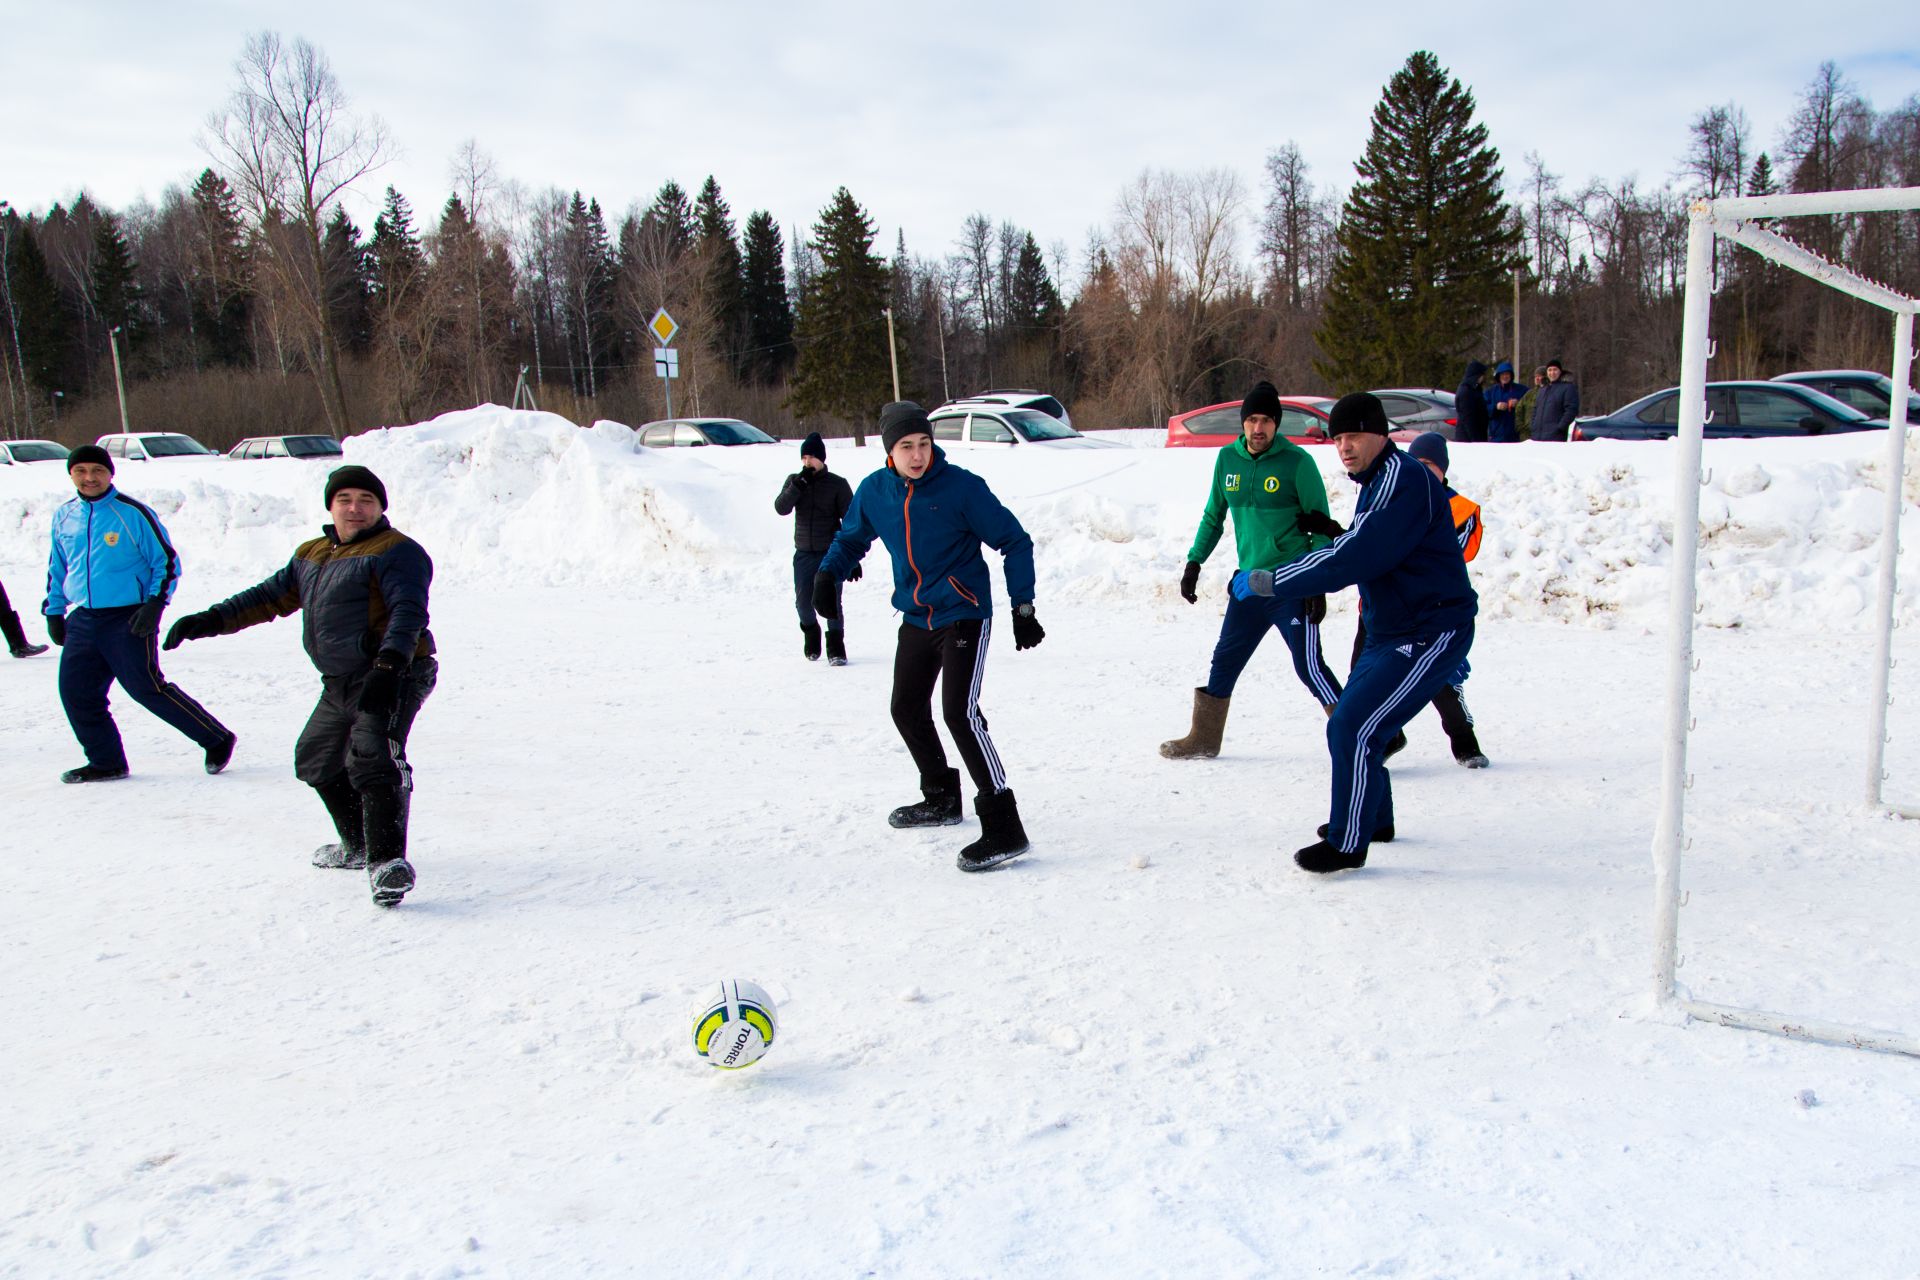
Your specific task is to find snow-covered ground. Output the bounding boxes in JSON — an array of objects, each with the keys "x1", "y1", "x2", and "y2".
[{"x1": 2, "y1": 409, "x2": 1918, "y2": 1277}]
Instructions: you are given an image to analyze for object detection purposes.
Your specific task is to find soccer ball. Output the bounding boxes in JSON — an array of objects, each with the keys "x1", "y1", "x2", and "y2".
[{"x1": 691, "y1": 979, "x2": 778, "y2": 1070}]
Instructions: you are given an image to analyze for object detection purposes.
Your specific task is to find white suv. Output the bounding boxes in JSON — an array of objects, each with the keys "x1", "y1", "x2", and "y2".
[
  {"x1": 96, "y1": 432, "x2": 219, "y2": 462},
  {"x1": 926, "y1": 393, "x2": 1124, "y2": 450}
]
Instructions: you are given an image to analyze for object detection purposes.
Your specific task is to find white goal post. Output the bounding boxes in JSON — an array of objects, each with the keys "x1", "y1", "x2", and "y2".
[{"x1": 1653, "y1": 185, "x2": 1920, "y2": 1059}]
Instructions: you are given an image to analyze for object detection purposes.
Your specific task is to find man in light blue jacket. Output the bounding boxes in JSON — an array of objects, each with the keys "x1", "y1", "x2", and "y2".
[{"x1": 43, "y1": 445, "x2": 234, "y2": 783}]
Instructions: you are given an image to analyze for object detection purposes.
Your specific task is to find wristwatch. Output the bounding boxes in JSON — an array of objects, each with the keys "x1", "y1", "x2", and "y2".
[{"x1": 1013, "y1": 603, "x2": 1036, "y2": 620}]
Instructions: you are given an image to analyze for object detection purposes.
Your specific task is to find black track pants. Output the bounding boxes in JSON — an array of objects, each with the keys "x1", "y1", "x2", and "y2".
[{"x1": 890, "y1": 618, "x2": 1007, "y2": 795}]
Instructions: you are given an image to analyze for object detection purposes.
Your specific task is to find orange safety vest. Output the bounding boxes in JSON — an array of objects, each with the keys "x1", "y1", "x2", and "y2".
[{"x1": 1449, "y1": 492, "x2": 1483, "y2": 563}]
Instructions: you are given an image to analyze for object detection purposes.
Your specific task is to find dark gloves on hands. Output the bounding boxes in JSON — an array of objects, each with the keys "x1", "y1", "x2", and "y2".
[
  {"x1": 1297, "y1": 509, "x2": 1346, "y2": 539},
  {"x1": 791, "y1": 469, "x2": 814, "y2": 487},
  {"x1": 130, "y1": 598, "x2": 165, "y2": 638},
  {"x1": 811, "y1": 570, "x2": 841, "y2": 620},
  {"x1": 1305, "y1": 594, "x2": 1327, "y2": 625},
  {"x1": 163, "y1": 610, "x2": 222, "y2": 651},
  {"x1": 47, "y1": 614, "x2": 65, "y2": 647},
  {"x1": 1012, "y1": 606, "x2": 1045, "y2": 651},
  {"x1": 1179, "y1": 560, "x2": 1201, "y2": 604},
  {"x1": 847, "y1": 562, "x2": 863, "y2": 583},
  {"x1": 357, "y1": 652, "x2": 408, "y2": 719}
]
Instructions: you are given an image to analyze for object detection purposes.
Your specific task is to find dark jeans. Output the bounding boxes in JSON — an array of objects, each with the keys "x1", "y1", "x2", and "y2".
[
  {"x1": 294, "y1": 657, "x2": 438, "y2": 792},
  {"x1": 793, "y1": 549, "x2": 843, "y2": 632},
  {"x1": 58, "y1": 605, "x2": 231, "y2": 771},
  {"x1": 1325, "y1": 624, "x2": 1474, "y2": 852},
  {"x1": 891, "y1": 618, "x2": 1005, "y2": 796},
  {"x1": 1205, "y1": 592, "x2": 1343, "y2": 706}
]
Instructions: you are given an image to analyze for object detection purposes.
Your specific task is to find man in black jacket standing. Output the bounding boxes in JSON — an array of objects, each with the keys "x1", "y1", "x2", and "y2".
[
  {"x1": 1454, "y1": 360, "x2": 1489, "y2": 443},
  {"x1": 1531, "y1": 358, "x2": 1581, "y2": 442},
  {"x1": 774, "y1": 432, "x2": 857, "y2": 665},
  {"x1": 162, "y1": 465, "x2": 436, "y2": 908}
]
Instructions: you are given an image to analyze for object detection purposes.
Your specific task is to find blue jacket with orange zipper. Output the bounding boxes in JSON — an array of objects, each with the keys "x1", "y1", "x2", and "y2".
[{"x1": 818, "y1": 445, "x2": 1035, "y2": 630}]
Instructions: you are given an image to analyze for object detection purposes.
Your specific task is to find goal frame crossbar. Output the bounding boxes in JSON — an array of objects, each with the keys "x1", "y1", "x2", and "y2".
[{"x1": 1653, "y1": 186, "x2": 1920, "y2": 1059}]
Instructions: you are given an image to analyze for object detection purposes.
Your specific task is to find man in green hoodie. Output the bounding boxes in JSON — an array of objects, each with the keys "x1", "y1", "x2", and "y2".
[{"x1": 1161, "y1": 381, "x2": 1343, "y2": 759}]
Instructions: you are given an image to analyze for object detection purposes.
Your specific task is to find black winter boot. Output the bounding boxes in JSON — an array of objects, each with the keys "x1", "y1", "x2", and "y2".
[
  {"x1": 61, "y1": 764, "x2": 129, "y2": 784},
  {"x1": 889, "y1": 767, "x2": 963, "y2": 828},
  {"x1": 825, "y1": 630, "x2": 847, "y2": 666},
  {"x1": 204, "y1": 731, "x2": 237, "y2": 775},
  {"x1": 362, "y1": 783, "x2": 414, "y2": 906},
  {"x1": 1295, "y1": 838, "x2": 1367, "y2": 873},
  {"x1": 801, "y1": 623, "x2": 822, "y2": 661},
  {"x1": 958, "y1": 788, "x2": 1030, "y2": 872},
  {"x1": 311, "y1": 775, "x2": 367, "y2": 869},
  {"x1": 3, "y1": 609, "x2": 48, "y2": 658}
]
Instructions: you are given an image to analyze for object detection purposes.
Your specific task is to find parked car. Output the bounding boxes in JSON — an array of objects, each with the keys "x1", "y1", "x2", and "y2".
[
  {"x1": 1165, "y1": 397, "x2": 1334, "y2": 449},
  {"x1": 0, "y1": 438, "x2": 69, "y2": 465},
  {"x1": 1369, "y1": 389, "x2": 1459, "y2": 438},
  {"x1": 943, "y1": 389, "x2": 1073, "y2": 432},
  {"x1": 227, "y1": 435, "x2": 345, "y2": 460},
  {"x1": 95, "y1": 431, "x2": 219, "y2": 461},
  {"x1": 926, "y1": 402, "x2": 1123, "y2": 449},
  {"x1": 1571, "y1": 381, "x2": 1885, "y2": 440},
  {"x1": 636, "y1": 418, "x2": 778, "y2": 448},
  {"x1": 1770, "y1": 370, "x2": 1920, "y2": 421}
]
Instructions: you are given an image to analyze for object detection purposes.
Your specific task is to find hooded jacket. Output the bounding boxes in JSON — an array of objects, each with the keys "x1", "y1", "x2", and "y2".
[
  {"x1": 1455, "y1": 361, "x2": 1490, "y2": 443},
  {"x1": 1484, "y1": 362, "x2": 1523, "y2": 443},
  {"x1": 44, "y1": 487, "x2": 181, "y2": 614},
  {"x1": 774, "y1": 467, "x2": 853, "y2": 552},
  {"x1": 1532, "y1": 372, "x2": 1580, "y2": 441},
  {"x1": 1262, "y1": 443, "x2": 1477, "y2": 644},
  {"x1": 205, "y1": 517, "x2": 435, "y2": 677},
  {"x1": 818, "y1": 445, "x2": 1035, "y2": 630},
  {"x1": 1187, "y1": 434, "x2": 1332, "y2": 571}
]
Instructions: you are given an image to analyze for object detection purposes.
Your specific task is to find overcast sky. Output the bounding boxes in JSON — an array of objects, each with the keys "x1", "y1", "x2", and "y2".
[{"x1": 5, "y1": 0, "x2": 1917, "y2": 276}]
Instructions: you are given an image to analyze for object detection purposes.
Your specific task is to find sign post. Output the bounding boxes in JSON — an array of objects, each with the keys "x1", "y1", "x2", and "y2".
[{"x1": 649, "y1": 309, "x2": 680, "y2": 417}]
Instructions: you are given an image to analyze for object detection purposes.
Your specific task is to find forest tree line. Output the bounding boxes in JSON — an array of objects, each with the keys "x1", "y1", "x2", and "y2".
[{"x1": 2, "y1": 39, "x2": 1916, "y2": 451}]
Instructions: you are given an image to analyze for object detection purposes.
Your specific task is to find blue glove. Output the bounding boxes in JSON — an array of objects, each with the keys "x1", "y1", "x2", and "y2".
[{"x1": 1229, "y1": 570, "x2": 1274, "y2": 601}]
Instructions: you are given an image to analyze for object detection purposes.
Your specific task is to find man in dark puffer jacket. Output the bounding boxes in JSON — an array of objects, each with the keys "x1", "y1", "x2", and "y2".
[
  {"x1": 774, "y1": 432, "x2": 857, "y2": 664},
  {"x1": 163, "y1": 465, "x2": 436, "y2": 908}
]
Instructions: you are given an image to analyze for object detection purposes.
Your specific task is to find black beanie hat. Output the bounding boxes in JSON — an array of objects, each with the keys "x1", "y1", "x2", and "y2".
[
  {"x1": 879, "y1": 401, "x2": 933, "y2": 452},
  {"x1": 1407, "y1": 431, "x2": 1449, "y2": 473},
  {"x1": 800, "y1": 431, "x2": 826, "y2": 461},
  {"x1": 1241, "y1": 381, "x2": 1284, "y2": 423},
  {"x1": 1327, "y1": 392, "x2": 1390, "y2": 436},
  {"x1": 325, "y1": 464, "x2": 387, "y2": 509},
  {"x1": 67, "y1": 444, "x2": 114, "y2": 475}
]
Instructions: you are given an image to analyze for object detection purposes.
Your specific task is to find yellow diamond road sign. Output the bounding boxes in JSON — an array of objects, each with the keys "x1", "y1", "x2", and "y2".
[{"x1": 649, "y1": 308, "x2": 678, "y2": 345}]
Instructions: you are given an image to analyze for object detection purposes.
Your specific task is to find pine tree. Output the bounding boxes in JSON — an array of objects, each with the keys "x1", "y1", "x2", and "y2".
[
  {"x1": 188, "y1": 168, "x2": 254, "y2": 367},
  {"x1": 1004, "y1": 231, "x2": 1063, "y2": 336},
  {"x1": 6, "y1": 221, "x2": 72, "y2": 398},
  {"x1": 367, "y1": 187, "x2": 430, "y2": 423},
  {"x1": 789, "y1": 187, "x2": 891, "y2": 443},
  {"x1": 694, "y1": 177, "x2": 747, "y2": 379},
  {"x1": 322, "y1": 207, "x2": 372, "y2": 356},
  {"x1": 91, "y1": 211, "x2": 141, "y2": 345},
  {"x1": 1747, "y1": 152, "x2": 1777, "y2": 199},
  {"x1": 741, "y1": 210, "x2": 794, "y2": 385},
  {"x1": 1315, "y1": 51, "x2": 1521, "y2": 390},
  {"x1": 642, "y1": 181, "x2": 695, "y2": 259},
  {"x1": 562, "y1": 193, "x2": 615, "y2": 398}
]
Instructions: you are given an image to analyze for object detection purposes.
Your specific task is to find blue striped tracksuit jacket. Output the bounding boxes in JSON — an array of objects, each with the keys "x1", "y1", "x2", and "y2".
[{"x1": 1255, "y1": 445, "x2": 1478, "y2": 853}]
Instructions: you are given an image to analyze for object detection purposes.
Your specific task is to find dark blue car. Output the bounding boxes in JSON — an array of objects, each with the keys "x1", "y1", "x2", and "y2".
[
  {"x1": 1770, "y1": 370, "x2": 1920, "y2": 421},
  {"x1": 1572, "y1": 381, "x2": 1887, "y2": 440}
]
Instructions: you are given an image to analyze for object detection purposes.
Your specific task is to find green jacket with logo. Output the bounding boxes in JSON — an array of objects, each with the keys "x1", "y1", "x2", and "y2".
[{"x1": 1187, "y1": 436, "x2": 1333, "y2": 571}]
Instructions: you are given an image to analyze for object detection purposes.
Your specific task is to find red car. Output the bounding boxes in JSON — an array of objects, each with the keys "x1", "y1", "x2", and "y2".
[{"x1": 1165, "y1": 396, "x2": 1335, "y2": 448}]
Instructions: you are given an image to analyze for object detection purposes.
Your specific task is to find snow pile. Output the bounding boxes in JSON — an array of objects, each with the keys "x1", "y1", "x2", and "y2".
[{"x1": 4, "y1": 404, "x2": 1917, "y2": 630}]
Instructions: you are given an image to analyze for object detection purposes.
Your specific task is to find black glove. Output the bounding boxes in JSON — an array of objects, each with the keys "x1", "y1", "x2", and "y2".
[
  {"x1": 1304, "y1": 594, "x2": 1327, "y2": 625},
  {"x1": 811, "y1": 570, "x2": 840, "y2": 620},
  {"x1": 1297, "y1": 509, "x2": 1346, "y2": 539},
  {"x1": 357, "y1": 652, "x2": 408, "y2": 719},
  {"x1": 847, "y1": 562, "x2": 863, "y2": 583},
  {"x1": 1012, "y1": 606, "x2": 1045, "y2": 651},
  {"x1": 791, "y1": 469, "x2": 814, "y2": 487},
  {"x1": 47, "y1": 614, "x2": 65, "y2": 647},
  {"x1": 163, "y1": 610, "x2": 222, "y2": 651},
  {"x1": 1179, "y1": 560, "x2": 1201, "y2": 604},
  {"x1": 130, "y1": 598, "x2": 165, "y2": 638}
]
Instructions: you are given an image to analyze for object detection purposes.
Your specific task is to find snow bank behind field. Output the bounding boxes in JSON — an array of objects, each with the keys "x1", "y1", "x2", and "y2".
[{"x1": 3, "y1": 404, "x2": 1918, "y2": 630}]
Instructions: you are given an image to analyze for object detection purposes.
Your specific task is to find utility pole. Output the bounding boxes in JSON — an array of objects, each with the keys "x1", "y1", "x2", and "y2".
[
  {"x1": 109, "y1": 326, "x2": 130, "y2": 433},
  {"x1": 1512, "y1": 268, "x2": 1521, "y2": 367},
  {"x1": 883, "y1": 306, "x2": 901, "y2": 401}
]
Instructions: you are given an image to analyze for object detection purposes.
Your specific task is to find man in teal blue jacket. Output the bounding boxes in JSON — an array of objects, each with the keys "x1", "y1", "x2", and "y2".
[
  {"x1": 43, "y1": 445, "x2": 234, "y2": 783},
  {"x1": 814, "y1": 401, "x2": 1043, "y2": 872}
]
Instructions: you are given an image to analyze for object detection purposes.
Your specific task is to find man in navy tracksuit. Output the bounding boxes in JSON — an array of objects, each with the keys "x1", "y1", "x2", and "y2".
[
  {"x1": 1232, "y1": 393, "x2": 1477, "y2": 873},
  {"x1": 43, "y1": 444, "x2": 235, "y2": 783},
  {"x1": 812, "y1": 401, "x2": 1045, "y2": 872}
]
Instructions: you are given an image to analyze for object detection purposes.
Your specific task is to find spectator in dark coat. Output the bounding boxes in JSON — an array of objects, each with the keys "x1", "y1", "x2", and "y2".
[
  {"x1": 1, "y1": 575, "x2": 50, "y2": 657},
  {"x1": 1454, "y1": 360, "x2": 1489, "y2": 443},
  {"x1": 774, "y1": 432, "x2": 857, "y2": 664},
  {"x1": 1531, "y1": 359, "x2": 1581, "y2": 442},
  {"x1": 1484, "y1": 362, "x2": 1523, "y2": 443}
]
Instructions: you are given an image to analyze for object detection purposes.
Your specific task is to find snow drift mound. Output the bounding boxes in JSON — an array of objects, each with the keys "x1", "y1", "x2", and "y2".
[{"x1": 2, "y1": 404, "x2": 1917, "y2": 630}]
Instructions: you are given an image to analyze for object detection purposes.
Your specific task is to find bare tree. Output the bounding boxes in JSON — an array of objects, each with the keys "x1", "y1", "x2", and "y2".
[{"x1": 204, "y1": 31, "x2": 388, "y2": 434}]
